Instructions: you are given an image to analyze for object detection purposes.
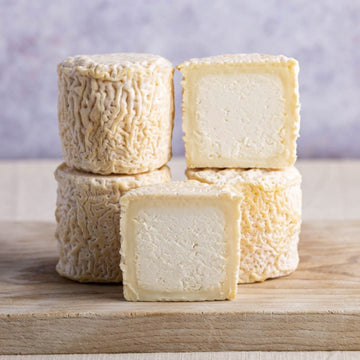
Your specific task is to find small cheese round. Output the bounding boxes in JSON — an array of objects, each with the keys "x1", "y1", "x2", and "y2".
[
  {"x1": 57, "y1": 53, "x2": 174, "y2": 175},
  {"x1": 54, "y1": 163, "x2": 171, "y2": 283},
  {"x1": 186, "y1": 167, "x2": 302, "y2": 283}
]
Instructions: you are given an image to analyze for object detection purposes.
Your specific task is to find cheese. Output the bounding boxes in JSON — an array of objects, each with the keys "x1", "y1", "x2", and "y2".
[
  {"x1": 186, "y1": 167, "x2": 302, "y2": 283},
  {"x1": 54, "y1": 163, "x2": 171, "y2": 283},
  {"x1": 177, "y1": 54, "x2": 300, "y2": 169},
  {"x1": 57, "y1": 53, "x2": 174, "y2": 175},
  {"x1": 120, "y1": 181, "x2": 242, "y2": 301}
]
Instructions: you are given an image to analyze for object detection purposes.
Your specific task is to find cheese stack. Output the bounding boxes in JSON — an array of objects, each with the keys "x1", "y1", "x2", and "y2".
[
  {"x1": 178, "y1": 54, "x2": 302, "y2": 283},
  {"x1": 55, "y1": 54, "x2": 174, "y2": 282}
]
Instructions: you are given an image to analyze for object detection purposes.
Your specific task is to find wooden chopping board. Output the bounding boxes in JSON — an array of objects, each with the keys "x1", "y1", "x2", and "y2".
[{"x1": 0, "y1": 220, "x2": 359, "y2": 354}]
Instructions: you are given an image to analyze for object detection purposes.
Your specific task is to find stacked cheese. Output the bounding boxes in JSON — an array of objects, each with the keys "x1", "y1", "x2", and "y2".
[
  {"x1": 54, "y1": 52, "x2": 302, "y2": 302},
  {"x1": 178, "y1": 54, "x2": 302, "y2": 284},
  {"x1": 119, "y1": 53, "x2": 302, "y2": 302},
  {"x1": 55, "y1": 54, "x2": 174, "y2": 282}
]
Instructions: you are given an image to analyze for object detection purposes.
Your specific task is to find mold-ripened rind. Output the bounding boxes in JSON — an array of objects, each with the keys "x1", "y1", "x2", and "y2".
[
  {"x1": 58, "y1": 53, "x2": 174, "y2": 175},
  {"x1": 186, "y1": 167, "x2": 302, "y2": 283},
  {"x1": 54, "y1": 163, "x2": 171, "y2": 283}
]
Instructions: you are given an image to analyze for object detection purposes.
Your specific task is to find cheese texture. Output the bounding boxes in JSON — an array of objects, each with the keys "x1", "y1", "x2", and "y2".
[
  {"x1": 54, "y1": 163, "x2": 171, "y2": 283},
  {"x1": 186, "y1": 167, "x2": 302, "y2": 283},
  {"x1": 177, "y1": 54, "x2": 300, "y2": 169},
  {"x1": 58, "y1": 53, "x2": 174, "y2": 175},
  {"x1": 120, "y1": 181, "x2": 242, "y2": 301}
]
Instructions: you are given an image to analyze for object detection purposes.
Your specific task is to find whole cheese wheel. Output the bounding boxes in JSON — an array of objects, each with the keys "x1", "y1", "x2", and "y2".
[
  {"x1": 186, "y1": 167, "x2": 302, "y2": 283},
  {"x1": 55, "y1": 163, "x2": 171, "y2": 283},
  {"x1": 57, "y1": 53, "x2": 174, "y2": 175}
]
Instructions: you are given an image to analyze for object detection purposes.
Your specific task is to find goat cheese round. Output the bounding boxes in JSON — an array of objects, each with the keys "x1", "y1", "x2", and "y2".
[
  {"x1": 186, "y1": 166, "x2": 302, "y2": 283},
  {"x1": 54, "y1": 163, "x2": 171, "y2": 283},
  {"x1": 120, "y1": 181, "x2": 242, "y2": 301},
  {"x1": 177, "y1": 54, "x2": 300, "y2": 169},
  {"x1": 57, "y1": 53, "x2": 174, "y2": 175}
]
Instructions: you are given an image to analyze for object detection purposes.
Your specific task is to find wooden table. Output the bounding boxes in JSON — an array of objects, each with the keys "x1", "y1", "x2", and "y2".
[{"x1": 0, "y1": 159, "x2": 359, "y2": 360}]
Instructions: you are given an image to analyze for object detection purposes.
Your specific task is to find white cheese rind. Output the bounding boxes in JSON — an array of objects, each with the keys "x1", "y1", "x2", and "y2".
[
  {"x1": 186, "y1": 167, "x2": 302, "y2": 283},
  {"x1": 177, "y1": 53, "x2": 300, "y2": 169},
  {"x1": 58, "y1": 53, "x2": 174, "y2": 175},
  {"x1": 120, "y1": 181, "x2": 242, "y2": 301},
  {"x1": 54, "y1": 163, "x2": 171, "y2": 283}
]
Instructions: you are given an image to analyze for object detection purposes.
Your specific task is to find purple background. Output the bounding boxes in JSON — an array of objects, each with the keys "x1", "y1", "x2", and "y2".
[{"x1": 1, "y1": 0, "x2": 359, "y2": 158}]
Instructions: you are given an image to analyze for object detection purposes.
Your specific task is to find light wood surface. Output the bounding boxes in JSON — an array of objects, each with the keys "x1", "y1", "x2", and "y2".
[
  {"x1": 0, "y1": 159, "x2": 359, "y2": 359},
  {"x1": 0, "y1": 353, "x2": 359, "y2": 360},
  {"x1": 1, "y1": 159, "x2": 360, "y2": 222},
  {"x1": 1, "y1": 219, "x2": 359, "y2": 354}
]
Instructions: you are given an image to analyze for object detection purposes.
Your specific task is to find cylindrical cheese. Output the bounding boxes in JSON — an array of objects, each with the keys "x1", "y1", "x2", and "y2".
[
  {"x1": 186, "y1": 167, "x2": 302, "y2": 283},
  {"x1": 57, "y1": 53, "x2": 174, "y2": 175},
  {"x1": 54, "y1": 163, "x2": 171, "y2": 283}
]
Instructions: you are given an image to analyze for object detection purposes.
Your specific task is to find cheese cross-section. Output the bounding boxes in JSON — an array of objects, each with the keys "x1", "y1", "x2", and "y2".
[
  {"x1": 54, "y1": 163, "x2": 171, "y2": 283},
  {"x1": 120, "y1": 181, "x2": 242, "y2": 301},
  {"x1": 177, "y1": 54, "x2": 300, "y2": 169},
  {"x1": 186, "y1": 167, "x2": 302, "y2": 283}
]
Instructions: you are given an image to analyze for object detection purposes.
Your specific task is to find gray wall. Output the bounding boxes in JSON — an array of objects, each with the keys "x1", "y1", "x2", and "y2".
[{"x1": 1, "y1": 0, "x2": 359, "y2": 159}]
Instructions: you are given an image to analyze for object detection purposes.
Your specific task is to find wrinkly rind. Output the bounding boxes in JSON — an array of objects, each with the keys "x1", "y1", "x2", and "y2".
[
  {"x1": 54, "y1": 163, "x2": 171, "y2": 283},
  {"x1": 121, "y1": 179, "x2": 241, "y2": 199},
  {"x1": 177, "y1": 53, "x2": 298, "y2": 69},
  {"x1": 186, "y1": 167, "x2": 302, "y2": 284},
  {"x1": 57, "y1": 53, "x2": 174, "y2": 175}
]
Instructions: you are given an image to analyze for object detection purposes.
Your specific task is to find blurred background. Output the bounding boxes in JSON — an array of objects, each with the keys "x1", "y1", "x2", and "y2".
[{"x1": 1, "y1": 0, "x2": 359, "y2": 159}]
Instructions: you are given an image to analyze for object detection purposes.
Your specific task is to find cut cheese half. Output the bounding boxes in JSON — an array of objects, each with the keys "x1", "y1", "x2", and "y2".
[
  {"x1": 120, "y1": 181, "x2": 242, "y2": 301},
  {"x1": 178, "y1": 54, "x2": 300, "y2": 169}
]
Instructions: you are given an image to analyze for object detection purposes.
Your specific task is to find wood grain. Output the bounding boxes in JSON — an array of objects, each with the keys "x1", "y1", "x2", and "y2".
[
  {"x1": 0, "y1": 353, "x2": 360, "y2": 360},
  {"x1": 0, "y1": 220, "x2": 359, "y2": 354}
]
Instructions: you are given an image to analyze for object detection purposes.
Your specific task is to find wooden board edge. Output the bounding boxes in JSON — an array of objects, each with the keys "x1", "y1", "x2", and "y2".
[{"x1": 1, "y1": 312, "x2": 359, "y2": 354}]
